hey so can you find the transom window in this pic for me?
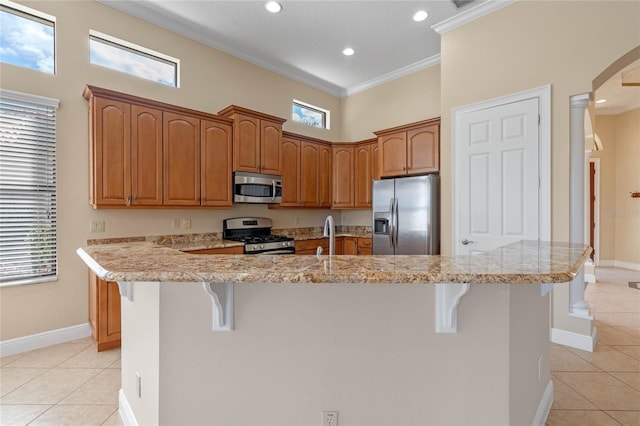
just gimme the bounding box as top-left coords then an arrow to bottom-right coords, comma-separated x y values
292,100 -> 330,129
89,30 -> 179,87
0,1 -> 55,74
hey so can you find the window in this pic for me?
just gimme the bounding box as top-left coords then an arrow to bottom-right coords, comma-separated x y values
0,1 -> 55,74
0,89 -> 59,287
292,100 -> 330,129
89,30 -> 179,87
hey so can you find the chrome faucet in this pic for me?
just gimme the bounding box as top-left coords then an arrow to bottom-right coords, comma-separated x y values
323,215 -> 335,256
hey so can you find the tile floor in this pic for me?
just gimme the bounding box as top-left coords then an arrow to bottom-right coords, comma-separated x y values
1,267 -> 639,425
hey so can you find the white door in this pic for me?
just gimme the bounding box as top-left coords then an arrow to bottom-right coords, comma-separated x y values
455,97 -> 540,255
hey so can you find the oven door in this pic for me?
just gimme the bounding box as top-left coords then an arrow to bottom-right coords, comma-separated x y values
253,249 -> 295,255
234,172 -> 282,204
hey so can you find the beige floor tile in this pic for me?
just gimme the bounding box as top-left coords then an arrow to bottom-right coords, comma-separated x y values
0,352 -> 28,367
107,358 -> 121,369
605,410 -> 640,426
59,368 -> 121,405
0,367 -> 48,397
567,344 -> 640,372
618,327 -> 640,338
0,404 -> 51,426
0,368 -> 102,405
612,346 -> 640,361
595,312 -> 640,327
609,371 -> 640,392
551,346 -> 601,372
546,409 -> 621,426
28,404 -> 118,426
550,378 -> 598,410
101,410 -> 125,426
6,343 -> 91,369
58,346 -> 121,369
598,327 -> 640,346
554,372 -> 640,410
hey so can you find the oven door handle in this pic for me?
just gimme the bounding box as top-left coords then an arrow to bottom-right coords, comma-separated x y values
255,249 -> 295,255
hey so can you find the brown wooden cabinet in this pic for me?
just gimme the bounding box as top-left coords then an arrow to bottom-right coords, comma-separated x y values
163,112 -> 201,206
354,139 -> 378,208
375,118 -> 440,178
332,145 -> 354,208
343,237 -> 358,255
84,85 -> 233,209
201,120 -> 233,207
295,238 -> 329,255
278,132 -> 331,208
218,106 -> 286,175
89,271 -> 121,352
357,237 -> 373,255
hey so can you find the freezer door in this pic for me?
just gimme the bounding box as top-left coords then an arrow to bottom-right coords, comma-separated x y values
394,175 -> 440,255
372,179 -> 395,255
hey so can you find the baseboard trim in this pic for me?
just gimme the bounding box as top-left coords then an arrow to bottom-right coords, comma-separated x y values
551,326 -> 597,352
598,260 -> 640,271
531,380 -> 554,426
119,389 -> 138,426
0,323 -> 92,357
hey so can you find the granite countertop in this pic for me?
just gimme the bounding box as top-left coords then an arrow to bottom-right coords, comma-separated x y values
77,240 -> 591,285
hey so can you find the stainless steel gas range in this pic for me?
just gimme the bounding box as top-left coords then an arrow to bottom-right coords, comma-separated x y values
223,217 -> 295,255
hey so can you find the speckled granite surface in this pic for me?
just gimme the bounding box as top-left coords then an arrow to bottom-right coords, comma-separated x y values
77,240 -> 591,285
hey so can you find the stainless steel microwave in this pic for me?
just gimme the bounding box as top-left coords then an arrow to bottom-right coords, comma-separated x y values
233,171 -> 283,204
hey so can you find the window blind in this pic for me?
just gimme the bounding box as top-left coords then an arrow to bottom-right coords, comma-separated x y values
0,89 -> 59,286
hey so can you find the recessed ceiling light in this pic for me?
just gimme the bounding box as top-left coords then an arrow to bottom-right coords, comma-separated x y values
342,47 -> 355,56
413,10 -> 429,22
265,1 -> 282,13
596,99 -> 607,104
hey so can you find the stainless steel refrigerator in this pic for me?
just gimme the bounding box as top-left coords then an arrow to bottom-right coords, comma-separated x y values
372,175 -> 440,255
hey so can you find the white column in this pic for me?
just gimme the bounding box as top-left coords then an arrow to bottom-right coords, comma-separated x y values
569,94 -> 592,318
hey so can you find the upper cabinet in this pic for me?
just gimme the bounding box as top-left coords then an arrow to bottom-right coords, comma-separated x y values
332,145 -> 354,208
279,132 -> 331,208
354,139 -> 378,208
374,118 -> 440,178
218,106 -> 286,175
84,85 -> 233,209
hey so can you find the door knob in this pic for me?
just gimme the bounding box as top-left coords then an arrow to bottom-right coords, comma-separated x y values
461,239 -> 476,245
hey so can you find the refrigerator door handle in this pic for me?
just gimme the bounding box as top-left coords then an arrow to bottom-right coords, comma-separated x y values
388,198 -> 395,249
393,197 -> 399,249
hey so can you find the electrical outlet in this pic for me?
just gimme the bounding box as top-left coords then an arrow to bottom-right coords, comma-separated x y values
89,220 -> 105,233
321,411 -> 338,426
172,219 -> 181,229
182,218 -> 191,229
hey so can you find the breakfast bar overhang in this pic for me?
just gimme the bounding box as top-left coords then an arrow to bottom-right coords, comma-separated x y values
77,240 -> 590,426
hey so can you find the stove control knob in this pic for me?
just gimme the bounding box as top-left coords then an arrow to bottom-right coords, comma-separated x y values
259,244 -> 264,249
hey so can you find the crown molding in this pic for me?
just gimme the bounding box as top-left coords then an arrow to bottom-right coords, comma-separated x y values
431,0 -> 517,35
343,54 -> 441,98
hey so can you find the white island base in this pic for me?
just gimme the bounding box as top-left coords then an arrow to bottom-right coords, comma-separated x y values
117,281 -> 554,426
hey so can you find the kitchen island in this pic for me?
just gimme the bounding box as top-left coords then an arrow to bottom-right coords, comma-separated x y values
77,240 -> 590,426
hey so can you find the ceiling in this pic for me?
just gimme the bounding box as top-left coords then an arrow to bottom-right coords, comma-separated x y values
594,59 -> 640,115
99,0 -> 639,112
99,0 -> 491,97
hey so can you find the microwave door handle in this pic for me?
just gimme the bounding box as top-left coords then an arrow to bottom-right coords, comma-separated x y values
272,180 -> 276,201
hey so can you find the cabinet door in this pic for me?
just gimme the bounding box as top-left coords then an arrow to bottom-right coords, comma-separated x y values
371,142 -> 380,181
234,114 -> 260,172
163,112 -> 201,206
332,146 -> 354,208
201,120 -> 233,207
407,124 -> 439,174
89,271 -> 121,352
281,137 -> 301,207
354,144 -> 372,207
357,237 -> 373,255
131,105 -> 162,206
92,97 -> 131,206
300,142 -> 320,206
343,237 -> 358,255
318,144 -> 332,207
379,132 -> 407,177
260,120 -> 283,175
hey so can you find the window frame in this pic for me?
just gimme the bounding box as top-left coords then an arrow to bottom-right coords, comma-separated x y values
0,89 -> 59,287
89,30 -> 180,88
0,0 -> 56,74
292,99 -> 331,130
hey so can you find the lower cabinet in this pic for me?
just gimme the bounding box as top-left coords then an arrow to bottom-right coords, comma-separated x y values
88,271 -> 121,352
295,237 -> 371,255
357,237 -> 373,255
295,238 -> 329,255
